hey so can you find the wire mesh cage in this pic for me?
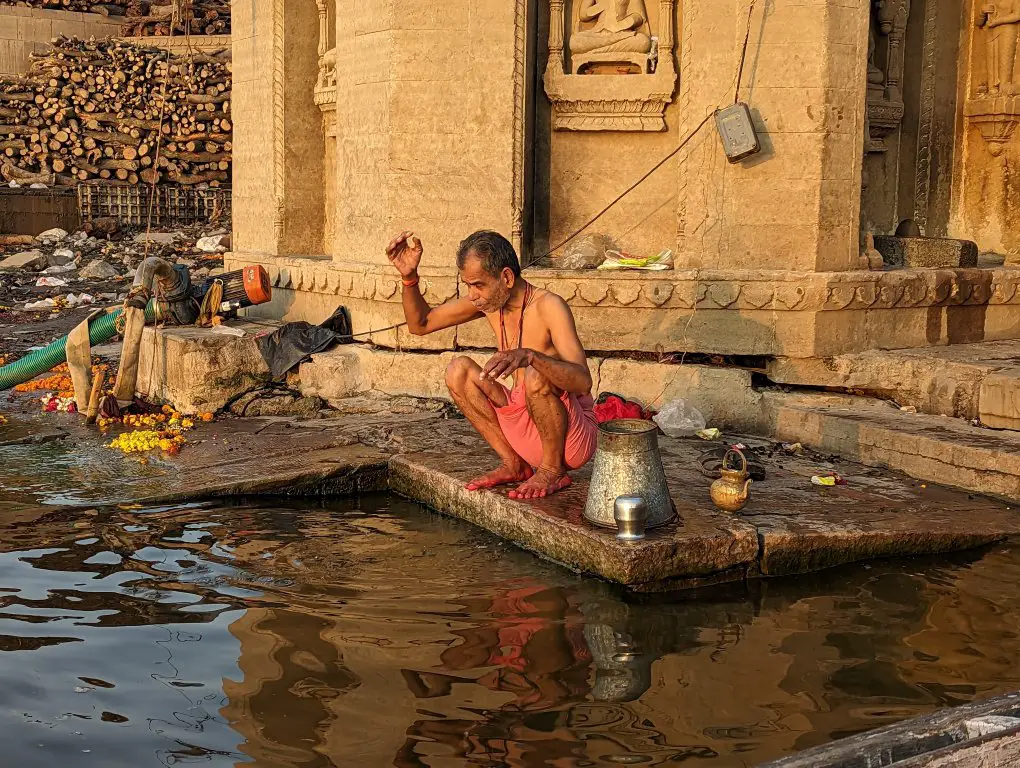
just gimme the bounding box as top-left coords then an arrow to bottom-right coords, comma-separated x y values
77,184 -> 231,228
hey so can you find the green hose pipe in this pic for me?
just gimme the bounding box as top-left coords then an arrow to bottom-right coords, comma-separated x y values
0,301 -> 156,391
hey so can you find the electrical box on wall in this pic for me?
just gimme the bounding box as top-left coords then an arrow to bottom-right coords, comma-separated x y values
715,103 -> 761,163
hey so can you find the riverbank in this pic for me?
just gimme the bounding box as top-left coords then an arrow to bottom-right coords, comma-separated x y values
3,391 -> 1018,590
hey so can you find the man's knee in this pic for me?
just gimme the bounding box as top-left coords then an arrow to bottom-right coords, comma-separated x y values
445,355 -> 478,393
524,366 -> 556,398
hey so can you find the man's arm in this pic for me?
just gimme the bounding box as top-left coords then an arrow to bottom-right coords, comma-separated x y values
402,283 -> 482,336
386,230 -> 483,336
530,294 -> 593,395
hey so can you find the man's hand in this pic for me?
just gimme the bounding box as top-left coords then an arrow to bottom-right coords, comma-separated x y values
481,349 -> 534,381
386,230 -> 424,279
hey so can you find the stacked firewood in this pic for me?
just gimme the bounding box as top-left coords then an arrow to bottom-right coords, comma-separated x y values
0,0 -> 127,12
121,0 -> 230,36
0,1 -> 232,34
0,36 -> 231,187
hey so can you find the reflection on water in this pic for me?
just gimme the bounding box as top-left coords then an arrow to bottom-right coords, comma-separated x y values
0,494 -> 1018,767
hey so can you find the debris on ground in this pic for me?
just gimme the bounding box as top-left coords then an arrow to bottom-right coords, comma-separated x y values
812,473 -> 847,487
0,220 -> 228,360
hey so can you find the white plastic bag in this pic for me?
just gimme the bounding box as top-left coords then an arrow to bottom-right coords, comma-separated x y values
652,399 -> 707,438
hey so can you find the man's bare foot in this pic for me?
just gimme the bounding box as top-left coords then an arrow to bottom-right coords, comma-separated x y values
508,467 -> 572,500
465,462 -> 533,491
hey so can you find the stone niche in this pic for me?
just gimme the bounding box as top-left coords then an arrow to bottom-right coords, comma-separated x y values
543,0 -> 678,131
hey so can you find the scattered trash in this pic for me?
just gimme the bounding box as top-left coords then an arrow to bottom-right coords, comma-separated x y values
598,248 -> 673,271
40,262 -> 77,275
812,473 -> 847,487
782,442 -> 804,455
900,405 -> 917,413
36,228 -> 68,244
79,260 -> 120,281
35,277 -> 67,287
48,249 -> 75,267
24,298 -> 57,310
554,233 -> 618,270
65,293 -> 95,307
196,234 -> 230,253
652,398 -> 707,437
697,427 -> 722,440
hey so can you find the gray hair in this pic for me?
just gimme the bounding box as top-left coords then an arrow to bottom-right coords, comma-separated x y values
456,230 -> 521,278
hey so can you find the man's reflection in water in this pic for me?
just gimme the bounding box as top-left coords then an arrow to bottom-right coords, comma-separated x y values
394,580 -> 592,765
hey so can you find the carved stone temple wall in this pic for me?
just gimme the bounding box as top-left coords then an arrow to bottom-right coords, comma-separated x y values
956,0 -> 1020,257
226,0 -> 1020,361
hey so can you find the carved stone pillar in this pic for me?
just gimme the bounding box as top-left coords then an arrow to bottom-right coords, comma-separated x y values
231,0 -> 325,256
548,0 -> 565,70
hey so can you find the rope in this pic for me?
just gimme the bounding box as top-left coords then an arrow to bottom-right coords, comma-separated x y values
734,0 -> 757,104
523,110 -> 717,269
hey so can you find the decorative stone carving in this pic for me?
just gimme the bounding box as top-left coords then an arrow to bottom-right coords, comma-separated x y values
236,254 -> 1020,313
965,4 -> 1020,156
313,0 -> 336,113
976,1 -> 1020,96
543,0 -> 677,131
865,0 -> 908,153
570,0 -> 653,74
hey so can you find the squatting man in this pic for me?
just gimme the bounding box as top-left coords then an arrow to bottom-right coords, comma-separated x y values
386,230 -> 598,499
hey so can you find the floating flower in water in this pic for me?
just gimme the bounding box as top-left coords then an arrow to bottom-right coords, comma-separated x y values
0,414 -> 7,425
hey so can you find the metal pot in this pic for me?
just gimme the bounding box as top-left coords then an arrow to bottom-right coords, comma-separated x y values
583,419 -> 676,529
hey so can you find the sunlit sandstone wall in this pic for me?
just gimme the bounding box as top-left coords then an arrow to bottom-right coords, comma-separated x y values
238,0 -> 1020,361
232,0 -> 324,257
232,0 -> 868,271
541,0 -> 868,273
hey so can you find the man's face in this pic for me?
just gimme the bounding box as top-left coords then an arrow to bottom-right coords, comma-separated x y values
460,253 -> 512,313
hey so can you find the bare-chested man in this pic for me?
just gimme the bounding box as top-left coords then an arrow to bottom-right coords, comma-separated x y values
385,229 -> 598,499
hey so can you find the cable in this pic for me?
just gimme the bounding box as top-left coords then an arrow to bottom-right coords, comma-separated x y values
734,0 -> 757,104
524,110 -> 716,269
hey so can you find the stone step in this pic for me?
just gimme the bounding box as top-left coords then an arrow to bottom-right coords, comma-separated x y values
768,339 -> 1020,429
299,344 -> 769,433
767,391 -> 1020,500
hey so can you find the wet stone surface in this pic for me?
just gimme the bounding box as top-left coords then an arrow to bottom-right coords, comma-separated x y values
3,400 -> 1018,589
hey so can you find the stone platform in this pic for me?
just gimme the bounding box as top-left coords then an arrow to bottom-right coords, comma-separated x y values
4,400 -> 1018,590
768,339 -> 1020,427
390,422 -> 1020,590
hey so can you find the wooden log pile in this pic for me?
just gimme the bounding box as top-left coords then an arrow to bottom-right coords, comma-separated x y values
121,0 -> 230,37
0,36 -> 231,187
0,0 -> 128,12
0,1 -> 232,35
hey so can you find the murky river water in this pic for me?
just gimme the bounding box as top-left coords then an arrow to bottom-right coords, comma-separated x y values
1,494 -> 1019,767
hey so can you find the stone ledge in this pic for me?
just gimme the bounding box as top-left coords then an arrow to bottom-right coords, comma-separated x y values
228,252 -> 1020,357
6,402 -> 1016,590
387,421 -> 1020,589
767,391 -> 1020,500
136,321 -> 277,414
768,340 -> 1020,422
389,452 -> 760,588
299,345 -> 767,432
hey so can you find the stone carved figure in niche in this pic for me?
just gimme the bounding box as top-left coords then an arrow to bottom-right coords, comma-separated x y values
569,0 -> 653,73
977,2 -> 1020,96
